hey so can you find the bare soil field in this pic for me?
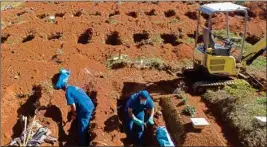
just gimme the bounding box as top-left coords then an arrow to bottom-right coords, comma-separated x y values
1,2 -> 266,146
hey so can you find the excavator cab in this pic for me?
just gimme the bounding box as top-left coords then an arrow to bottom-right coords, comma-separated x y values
193,2 -> 248,76
182,2 -> 266,94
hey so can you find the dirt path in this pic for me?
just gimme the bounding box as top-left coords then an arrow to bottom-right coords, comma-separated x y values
181,95 -> 237,146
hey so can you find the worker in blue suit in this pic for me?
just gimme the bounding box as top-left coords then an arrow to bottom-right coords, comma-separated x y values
124,90 -> 155,145
55,68 -> 95,146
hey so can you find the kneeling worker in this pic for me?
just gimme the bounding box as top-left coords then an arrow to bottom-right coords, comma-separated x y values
125,90 -> 155,145
55,68 -> 95,146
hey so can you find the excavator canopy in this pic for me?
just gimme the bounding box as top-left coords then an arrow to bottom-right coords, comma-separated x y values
200,2 -> 247,15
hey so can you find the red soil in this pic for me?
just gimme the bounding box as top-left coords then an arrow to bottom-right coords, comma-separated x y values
1,1 -> 266,146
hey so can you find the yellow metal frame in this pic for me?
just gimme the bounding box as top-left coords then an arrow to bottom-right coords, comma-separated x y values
206,54 -> 237,76
193,37 -> 266,77
242,37 -> 267,67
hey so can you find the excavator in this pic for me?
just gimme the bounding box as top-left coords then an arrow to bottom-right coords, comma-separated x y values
181,2 -> 266,94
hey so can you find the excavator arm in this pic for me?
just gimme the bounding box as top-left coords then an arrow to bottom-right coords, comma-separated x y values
241,37 -> 267,66
238,36 -> 266,90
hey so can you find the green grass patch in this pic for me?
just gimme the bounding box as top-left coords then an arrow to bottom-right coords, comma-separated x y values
202,79 -> 267,147
105,18 -> 118,24
183,105 -> 196,117
1,2 -> 24,11
137,58 -> 166,69
106,54 -> 131,69
152,20 -> 162,25
168,18 -> 179,24
168,16 -> 180,24
256,97 -> 267,105
246,56 -> 266,78
181,37 -> 194,45
106,55 -> 172,71
247,56 -> 266,72
180,58 -> 193,66
148,34 -> 163,45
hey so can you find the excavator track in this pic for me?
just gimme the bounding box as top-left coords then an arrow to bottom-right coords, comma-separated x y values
238,71 -> 265,91
192,80 -> 237,94
181,65 -> 195,77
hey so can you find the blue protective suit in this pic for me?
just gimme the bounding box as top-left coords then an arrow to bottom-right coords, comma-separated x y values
55,68 -> 70,90
156,126 -> 175,146
124,90 -> 154,145
65,85 -> 95,146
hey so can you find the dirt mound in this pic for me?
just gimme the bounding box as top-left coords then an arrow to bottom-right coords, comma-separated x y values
1,84 -> 21,145
173,44 -> 193,59
244,2 -> 267,19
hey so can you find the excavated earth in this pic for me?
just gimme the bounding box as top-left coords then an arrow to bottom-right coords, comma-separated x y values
1,2 -> 266,146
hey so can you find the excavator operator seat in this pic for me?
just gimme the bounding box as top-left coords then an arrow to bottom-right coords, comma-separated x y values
203,27 -> 230,56
213,45 -> 231,56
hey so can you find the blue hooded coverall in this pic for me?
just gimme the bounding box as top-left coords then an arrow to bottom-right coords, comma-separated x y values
65,85 -> 95,146
124,90 -> 154,145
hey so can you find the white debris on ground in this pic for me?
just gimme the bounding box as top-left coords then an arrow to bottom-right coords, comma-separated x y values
255,116 -> 266,123
190,118 -> 210,129
4,5 -> 14,10
8,116 -> 57,146
48,16 -> 56,23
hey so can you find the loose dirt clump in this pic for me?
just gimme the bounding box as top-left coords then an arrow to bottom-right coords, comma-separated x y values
48,32 -> 63,40
78,28 -> 93,44
22,33 -> 35,43
73,10 -> 82,17
55,12 -> 65,17
94,11 -> 101,16
145,9 -> 156,16
173,44 -> 193,59
1,33 -> 10,43
243,2 -> 267,19
164,9 -> 176,17
127,11 -> 138,18
16,10 -> 27,16
109,10 -> 120,17
105,31 -> 122,46
36,13 -> 48,19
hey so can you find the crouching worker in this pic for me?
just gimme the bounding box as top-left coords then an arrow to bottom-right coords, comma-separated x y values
54,68 -> 95,146
125,90 -> 155,145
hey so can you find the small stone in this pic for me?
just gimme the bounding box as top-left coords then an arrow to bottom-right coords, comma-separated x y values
48,15 -> 56,23
14,75 -> 19,79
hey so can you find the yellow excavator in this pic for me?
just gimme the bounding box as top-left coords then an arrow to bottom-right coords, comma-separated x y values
181,2 -> 266,94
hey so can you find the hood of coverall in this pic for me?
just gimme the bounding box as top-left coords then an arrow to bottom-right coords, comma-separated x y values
139,90 -> 150,99
55,68 -> 71,90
